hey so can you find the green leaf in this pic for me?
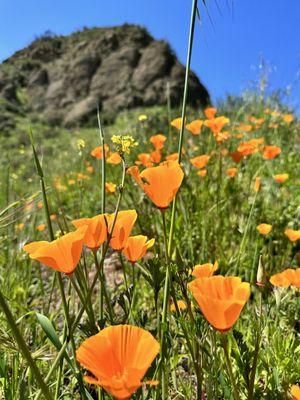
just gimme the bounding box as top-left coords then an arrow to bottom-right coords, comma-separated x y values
36,313 -> 75,373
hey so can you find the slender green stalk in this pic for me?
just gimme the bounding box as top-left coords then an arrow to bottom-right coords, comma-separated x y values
97,108 -> 106,215
70,274 -> 96,329
119,253 -> 129,293
159,211 -> 171,399
166,82 -> 172,151
34,340 -> 69,400
233,191 -> 258,275
0,287 -> 52,400
68,155 -> 127,327
221,334 -> 240,400
54,359 -> 63,400
29,129 -> 87,398
168,0 -> 198,256
93,252 -> 115,324
248,290 -> 263,400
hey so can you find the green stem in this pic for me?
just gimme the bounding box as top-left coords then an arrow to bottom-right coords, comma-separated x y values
233,191 -> 258,275
70,274 -> 96,330
0,287 -> 52,400
248,291 -> 263,400
29,129 -> 86,398
97,108 -> 106,215
119,253 -> 129,293
221,334 -> 240,400
168,0 -> 198,256
160,211 -> 170,399
93,252 -> 114,324
54,359 -> 63,400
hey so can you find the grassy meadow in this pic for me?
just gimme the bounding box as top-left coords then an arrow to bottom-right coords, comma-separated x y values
0,5 -> 300,400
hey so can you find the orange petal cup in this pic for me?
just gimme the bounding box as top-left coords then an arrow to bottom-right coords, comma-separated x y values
122,235 -> 155,264
188,276 -> 250,332
106,210 -> 137,251
72,214 -> 108,250
76,325 -> 159,400
127,161 -> 184,210
23,227 -> 87,275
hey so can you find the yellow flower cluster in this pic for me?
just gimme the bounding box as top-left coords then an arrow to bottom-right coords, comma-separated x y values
111,135 -> 138,155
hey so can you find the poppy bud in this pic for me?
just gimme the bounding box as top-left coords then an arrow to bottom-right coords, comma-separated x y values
256,255 -> 266,287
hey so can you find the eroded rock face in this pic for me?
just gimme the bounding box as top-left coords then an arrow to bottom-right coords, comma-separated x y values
0,24 -> 210,128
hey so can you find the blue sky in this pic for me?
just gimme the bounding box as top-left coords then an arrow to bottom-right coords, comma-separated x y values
1,0 -> 299,109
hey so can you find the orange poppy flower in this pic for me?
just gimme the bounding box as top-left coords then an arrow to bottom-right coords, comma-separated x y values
170,300 -> 187,312
204,116 -> 229,134
188,276 -> 250,332
273,173 -> 289,183
238,123 -> 252,132
257,224 -> 272,235
270,268 -> 300,288
127,162 -> 184,210
248,116 -> 264,125
197,169 -> 207,179
37,224 -> 46,232
284,228 -> 300,242
150,150 -> 162,164
291,385 -> 300,400
91,144 -> 110,159
165,153 -> 179,161
122,235 -> 155,264
204,107 -> 217,120
235,133 -> 244,139
23,227 -> 87,275
76,325 -> 159,400
170,117 -> 185,130
16,222 -> 25,231
106,182 -> 117,194
237,138 -> 264,156
262,145 -> 281,160
190,154 -> 210,169
107,152 -> 122,164
283,114 -> 294,124
150,134 -> 166,150
214,130 -> 231,144
77,173 -> 90,181
226,167 -> 238,178
253,177 -> 261,193
230,150 -> 244,164
87,166 -> 94,174
136,153 -> 153,168
186,120 -> 203,135
106,210 -> 137,251
72,214 -> 107,250
191,261 -> 218,278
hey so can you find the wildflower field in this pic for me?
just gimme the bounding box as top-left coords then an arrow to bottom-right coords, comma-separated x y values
0,3 -> 300,400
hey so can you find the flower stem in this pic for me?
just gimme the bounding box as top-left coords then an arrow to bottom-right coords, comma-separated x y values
98,110 -> 106,324
248,290 -> 263,400
160,211 -> 170,399
0,287 -> 52,400
29,129 -> 87,398
221,334 -> 240,400
97,108 -> 106,215
168,0 -> 198,256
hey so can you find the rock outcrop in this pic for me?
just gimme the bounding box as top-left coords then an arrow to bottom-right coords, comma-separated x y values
0,24 -> 210,129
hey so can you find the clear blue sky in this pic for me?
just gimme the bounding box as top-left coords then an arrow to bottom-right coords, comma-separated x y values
1,0 -> 299,109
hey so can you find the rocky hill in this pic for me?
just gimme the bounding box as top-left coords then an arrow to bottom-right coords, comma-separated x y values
0,24 -> 210,130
